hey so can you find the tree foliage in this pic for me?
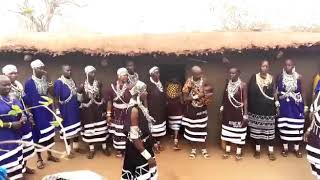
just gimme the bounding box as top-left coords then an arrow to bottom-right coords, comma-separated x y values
13,0 -> 84,32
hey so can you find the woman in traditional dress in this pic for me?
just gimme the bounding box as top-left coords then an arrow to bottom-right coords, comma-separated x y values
78,65 -> 109,159
305,82 -> 320,179
147,66 -> 166,153
54,65 -> 83,158
0,75 -> 26,180
2,65 -> 36,174
248,60 -> 277,161
106,67 -> 131,158
166,78 -> 183,150
276,59 -> 307,158
125,60 -> 139,86
24,59 -> 59,169
182,66 -> 213,159
121,80 -> 158,180
220,67 -> 248,161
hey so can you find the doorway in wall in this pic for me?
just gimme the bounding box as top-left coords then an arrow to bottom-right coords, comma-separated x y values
158,63 -> 186,137
159,64 -> 186,86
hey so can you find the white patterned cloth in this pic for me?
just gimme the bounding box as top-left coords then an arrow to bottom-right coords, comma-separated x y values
30,59 -> 44,69
2,64 -> 17,75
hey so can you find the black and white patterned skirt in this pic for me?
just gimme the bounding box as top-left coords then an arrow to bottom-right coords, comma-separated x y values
82,120 -> 109,144
182,105 -> 208,143
221,121 -> 247,145
248,112 -> 275,141
121,138 -> 158,180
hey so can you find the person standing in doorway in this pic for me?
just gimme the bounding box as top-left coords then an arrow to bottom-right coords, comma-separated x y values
248,60 -> 277,161
182,66 -> 213,159
147,66 -> 167,153
2,64 -> 36,174
220,67 -> 248,161
78,65 -> 110,159
53,65 -> 84,158
276,59 -> 307,158
106,67 -> 131,158
166,77 -> 183,150
24,59 -> 60,169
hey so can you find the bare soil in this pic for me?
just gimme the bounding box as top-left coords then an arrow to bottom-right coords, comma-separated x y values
25,137 -> 313,180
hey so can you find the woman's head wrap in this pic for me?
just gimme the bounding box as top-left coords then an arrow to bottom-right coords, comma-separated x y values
30,59 -> 45,69
30,59 -> 45,76
2,64 -> 17,75
84,65 -> 96,74
117,67 -> 128,77
149,66 -> 159,75
129,80 -> 147,96
84,65 -> 96,81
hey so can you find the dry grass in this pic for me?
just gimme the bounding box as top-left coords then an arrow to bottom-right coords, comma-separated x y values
1,32 -> 320,56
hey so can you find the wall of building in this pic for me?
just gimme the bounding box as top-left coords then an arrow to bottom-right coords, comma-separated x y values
0,51 -> 319,144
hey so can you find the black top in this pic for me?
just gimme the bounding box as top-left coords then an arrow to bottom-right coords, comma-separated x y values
147,79 -> 166,125
248,74 -> 276,116
124,105 -> 151,139
80,80 -> 106,125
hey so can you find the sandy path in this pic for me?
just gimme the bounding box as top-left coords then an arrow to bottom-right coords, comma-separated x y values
25,138 -> 314,180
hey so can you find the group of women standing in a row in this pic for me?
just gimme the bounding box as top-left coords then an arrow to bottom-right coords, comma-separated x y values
0,59 -> 166,180
220,59 -> 307,161
220,59 -> 320,180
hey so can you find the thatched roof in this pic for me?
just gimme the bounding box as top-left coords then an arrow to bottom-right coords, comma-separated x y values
0,32 -> 320,56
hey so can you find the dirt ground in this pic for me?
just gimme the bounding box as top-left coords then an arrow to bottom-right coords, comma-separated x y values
25,137 -> 314,180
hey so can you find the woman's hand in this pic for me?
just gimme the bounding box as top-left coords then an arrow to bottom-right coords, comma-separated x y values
107,116 -> 112,125
28,113 -> 36,127
78,84 -> 84,93
147,157 -> 157,168
304,130 -> 311,142
11,120 -> 25,130
241,114 -> 248,127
